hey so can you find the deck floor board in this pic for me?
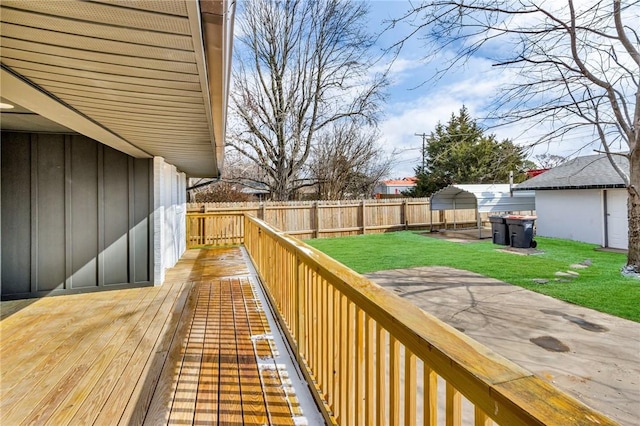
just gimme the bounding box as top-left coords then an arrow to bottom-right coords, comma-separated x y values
0,247 -> 313,426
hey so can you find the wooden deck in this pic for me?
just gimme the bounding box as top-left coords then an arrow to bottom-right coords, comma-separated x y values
0,247 -> 314,425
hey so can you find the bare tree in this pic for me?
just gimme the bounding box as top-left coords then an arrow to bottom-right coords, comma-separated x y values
534,153 -> 568,169
187,149 -> 263,200
228,0 -> 387,201
389,1 -> 639,271
193,182 -> 253,203
309,123 -> 391,200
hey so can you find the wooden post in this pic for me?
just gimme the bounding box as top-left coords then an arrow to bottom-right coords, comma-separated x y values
389,336 -> 400,426
446,382 -> 462,426
429,201 -> 433,232
402,199 -> 408,230
296,255 -> 306,362
202,216 -> 206,246
424,366 -> 438,426
361,199 -> 366,235
260,202 -> 266,220
313,201 -> 320,239
404,350 -> 416,425
453,199 -> 457,230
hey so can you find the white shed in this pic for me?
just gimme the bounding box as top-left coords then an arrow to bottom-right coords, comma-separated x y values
514,154 -> 628,250
430,184 -> 536,237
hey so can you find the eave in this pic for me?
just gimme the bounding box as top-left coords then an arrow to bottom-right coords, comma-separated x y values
0,0 -> 234,177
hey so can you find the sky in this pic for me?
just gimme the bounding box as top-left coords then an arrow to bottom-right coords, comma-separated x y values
231,1 -> 634,180
364,1 -> 604,178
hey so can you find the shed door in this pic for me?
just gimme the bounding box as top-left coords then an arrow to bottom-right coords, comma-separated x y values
606,190 -> 628,250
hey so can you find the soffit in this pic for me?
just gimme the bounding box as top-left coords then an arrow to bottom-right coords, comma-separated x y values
0,0 -> 231,177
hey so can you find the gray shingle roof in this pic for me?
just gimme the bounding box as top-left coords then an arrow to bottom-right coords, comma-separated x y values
514,153 -> 628,190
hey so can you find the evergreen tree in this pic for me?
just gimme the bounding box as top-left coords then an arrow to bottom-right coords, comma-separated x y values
407,107 -> 531,197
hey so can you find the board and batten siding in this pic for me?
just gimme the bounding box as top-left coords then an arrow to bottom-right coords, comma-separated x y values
1,132 -> 153,299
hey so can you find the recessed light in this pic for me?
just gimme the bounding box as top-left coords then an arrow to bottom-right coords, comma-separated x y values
0,102 -> 15,109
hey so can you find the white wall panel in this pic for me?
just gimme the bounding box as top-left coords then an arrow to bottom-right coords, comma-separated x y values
153,157 -> 186,285
535,190 -> 604,245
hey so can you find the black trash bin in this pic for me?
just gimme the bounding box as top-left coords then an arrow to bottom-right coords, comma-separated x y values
489,216 -> 509,245
505,216 -> 537,248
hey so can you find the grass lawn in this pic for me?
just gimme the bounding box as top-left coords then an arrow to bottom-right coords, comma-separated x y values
306,231 -> 640,322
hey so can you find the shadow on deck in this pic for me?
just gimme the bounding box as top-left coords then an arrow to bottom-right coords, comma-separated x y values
0,247 -> 321,425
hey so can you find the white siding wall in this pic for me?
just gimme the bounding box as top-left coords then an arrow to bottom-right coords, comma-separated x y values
153,157 -> 186,285
535,189 -> 604,245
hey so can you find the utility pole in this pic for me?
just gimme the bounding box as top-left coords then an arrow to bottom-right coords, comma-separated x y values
415,133 -> 428,171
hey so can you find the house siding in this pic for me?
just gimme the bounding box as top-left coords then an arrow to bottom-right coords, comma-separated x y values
153,157 -> 186,285
535,188 -> 628,249
1,132 -> 153,299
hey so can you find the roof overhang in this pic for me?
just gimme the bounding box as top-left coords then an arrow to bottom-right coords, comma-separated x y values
430,184 -> 536,213
0,0 -> 235,177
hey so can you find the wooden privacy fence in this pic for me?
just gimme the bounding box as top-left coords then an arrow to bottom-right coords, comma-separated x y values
188,199 -> 493,240
242,214 -> 616,426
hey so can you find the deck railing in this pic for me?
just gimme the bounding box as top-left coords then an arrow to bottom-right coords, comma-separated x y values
186,212 -> 244,248
241,214 -> 616,426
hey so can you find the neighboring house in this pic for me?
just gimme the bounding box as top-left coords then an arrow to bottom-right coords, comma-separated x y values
0,1 -> 235,299
514,154 -> 628,250
374,177 -> 417,196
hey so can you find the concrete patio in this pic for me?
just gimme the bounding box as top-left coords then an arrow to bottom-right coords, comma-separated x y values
366,266 -> 640,425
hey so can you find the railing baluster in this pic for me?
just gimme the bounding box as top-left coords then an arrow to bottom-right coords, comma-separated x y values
339,293 -> 348,424
332,287 -> 340,416
309,270 -> 316,380
346,302 -> 355,426
424,365 -> 438,426
405,349 -> 416,425
365,314 -> 375,425
304,266 -> 311,362
475,406 -> 492,426
446,382 -> 462,426
322,277 -> 329,399
327,284 -> 335,408
376,324 -> 386,425
389,335 -> 400,426
296,256 -> 305,358
316,270 -> 324,391
355,307 -> 364,426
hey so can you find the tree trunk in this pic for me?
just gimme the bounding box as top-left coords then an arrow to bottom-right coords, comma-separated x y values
627,149 -> 640,271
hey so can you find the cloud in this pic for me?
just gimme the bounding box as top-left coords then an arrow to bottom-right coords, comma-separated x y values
379,54 -> 518,176
378,42 -> 617,177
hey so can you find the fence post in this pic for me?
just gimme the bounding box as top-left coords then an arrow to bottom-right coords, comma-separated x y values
260,202 -> 266,220
361,199 -> 367,235
185,215 -> 190,248
403,199 -> 408,230
313,201 -> 320,239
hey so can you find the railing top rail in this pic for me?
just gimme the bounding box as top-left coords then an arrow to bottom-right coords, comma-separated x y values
244,214 -> 617,426
186,212 -> 246,217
